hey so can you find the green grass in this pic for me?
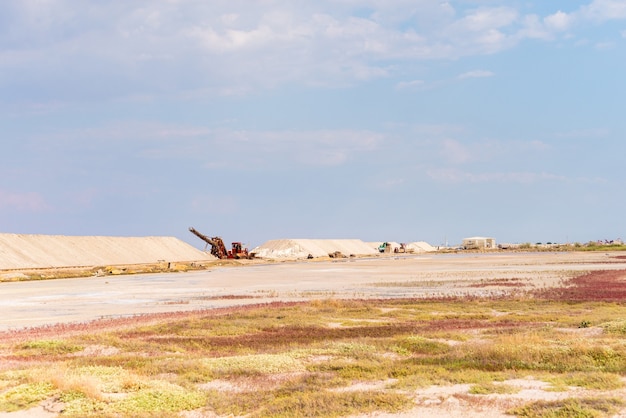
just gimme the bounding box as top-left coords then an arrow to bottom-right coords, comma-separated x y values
393,335 -> 451,355
578,244 -> 626,252
545,372 -> 624,391
16,339 -> 83,355
0,382 -> 55,412
3,298 -> 626,416
469,381 -> 520,395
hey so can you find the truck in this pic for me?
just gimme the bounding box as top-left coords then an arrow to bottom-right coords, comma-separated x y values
378,242 -> 391,253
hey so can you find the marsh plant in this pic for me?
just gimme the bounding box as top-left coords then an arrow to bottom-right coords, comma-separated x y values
2,273 -> 626,417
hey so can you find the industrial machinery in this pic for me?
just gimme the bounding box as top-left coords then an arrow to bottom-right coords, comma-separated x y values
394,243 -> 407,253
188,227 -> 252,259
378,242 -> 391,253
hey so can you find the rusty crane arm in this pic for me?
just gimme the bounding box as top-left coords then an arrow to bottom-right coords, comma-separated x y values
188,227 -> 228,259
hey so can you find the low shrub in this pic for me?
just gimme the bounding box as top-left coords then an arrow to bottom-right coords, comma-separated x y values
510,397 -> 624,417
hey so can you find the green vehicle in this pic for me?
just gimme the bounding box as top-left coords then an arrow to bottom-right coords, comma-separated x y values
378,242 -> 391,253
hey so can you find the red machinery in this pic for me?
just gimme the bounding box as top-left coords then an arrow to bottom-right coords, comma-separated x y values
188,227 -> 252,259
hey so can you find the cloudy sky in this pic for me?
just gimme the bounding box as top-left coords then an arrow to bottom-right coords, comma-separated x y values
2,0 -> 625,248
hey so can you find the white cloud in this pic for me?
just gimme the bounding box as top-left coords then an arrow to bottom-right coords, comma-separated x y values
39,121 -> 385,169
221,13 -> 239,26
457,7 -> 518,32
395,79 -> 425,90
426,169 -> 566,184
237,129 -> 384,166
518,15 -> 554,40
432,138 -> 553,169
32,121 -> 212,144
441,139 -> 473,164
518,10 -> 577,41
68,188 -> 99,209
408,123 -> 466,136
544,11 -> 573,31
595,41 -> 615,49
0,190 -> 50,212
375,178 -> 405,189
191,194 -> 240,215
457,70 -> 494,79
526,140 -> 551,151
0,2 -> 517,95
580,0 -> 626,21
2,1 -> 626,102
554,128 -> 610,138
441,7 -> 519,55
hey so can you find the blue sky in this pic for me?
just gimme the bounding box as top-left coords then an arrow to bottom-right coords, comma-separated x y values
1,0 -> 625,248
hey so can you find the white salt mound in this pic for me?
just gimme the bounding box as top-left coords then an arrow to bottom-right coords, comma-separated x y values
251,239 -> 379,259
406,241 -> 437,252
0,233 -> 214,270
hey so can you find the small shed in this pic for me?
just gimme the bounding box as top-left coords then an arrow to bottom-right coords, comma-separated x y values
462,237 -> 496,250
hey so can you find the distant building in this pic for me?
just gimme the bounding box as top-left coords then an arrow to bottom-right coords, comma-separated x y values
462,237 -> 496,250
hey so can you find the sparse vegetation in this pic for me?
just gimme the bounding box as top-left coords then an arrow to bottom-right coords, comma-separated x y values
0,261 -> 219,282
2,269 -> 626,416
509,397 -> 624,417
0,382 -> 54,412
469,381 -> 519,395
16,339 -> 83,355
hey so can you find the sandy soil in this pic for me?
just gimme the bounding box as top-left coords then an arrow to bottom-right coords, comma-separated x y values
347,378 -> 626,418
2,251 -> 626,417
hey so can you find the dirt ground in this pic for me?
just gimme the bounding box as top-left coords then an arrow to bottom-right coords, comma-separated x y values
2,251 -> 626,417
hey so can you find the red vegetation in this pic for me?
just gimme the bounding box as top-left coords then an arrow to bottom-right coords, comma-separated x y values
133,319 -> 524,355
139,323 -> 423,354
468,278 -> 526,288
533,269 -> 626,302
0,301 -> 302,343
203,294 -> 257,300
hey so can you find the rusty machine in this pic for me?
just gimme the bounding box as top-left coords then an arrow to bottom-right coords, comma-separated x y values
188,227 -> 253,259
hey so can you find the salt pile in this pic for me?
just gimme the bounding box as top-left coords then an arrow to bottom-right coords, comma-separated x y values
406,241 -> 437,252
0,234 -> 215,270
251,239 -> 379,259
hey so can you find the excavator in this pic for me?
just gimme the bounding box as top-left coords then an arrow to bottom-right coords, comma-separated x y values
188,227 -> 253,259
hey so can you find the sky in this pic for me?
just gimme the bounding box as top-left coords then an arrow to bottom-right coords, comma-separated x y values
1,0 -> 625,249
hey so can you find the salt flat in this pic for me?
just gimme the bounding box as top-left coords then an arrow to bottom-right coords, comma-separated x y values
1,251 -> 624,331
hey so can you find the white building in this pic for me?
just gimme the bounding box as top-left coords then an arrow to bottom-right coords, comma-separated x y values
462,237 -> 496,250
